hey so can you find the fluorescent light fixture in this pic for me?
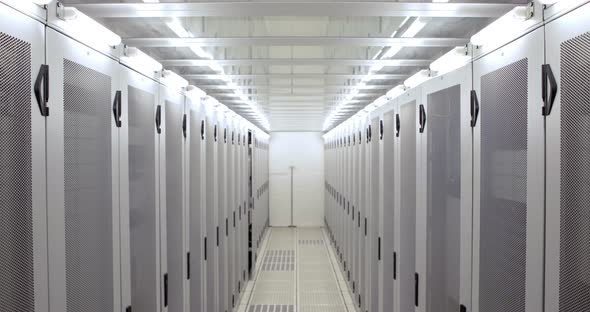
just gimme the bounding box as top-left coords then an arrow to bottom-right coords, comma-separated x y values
186,85 -> 207,99
470,5 -> 533,46
162,70 -> 189,89
381,46 -> 402,59
166,18 -> 190,37
386,85 -> 405,99
432,0 -> 449,2
142,0 -> 160,2
404,69 -> 434,89
403,17 -> 431,38
58,7 -> 121,47
123,47 -> 163,72
430,46 -> 470,75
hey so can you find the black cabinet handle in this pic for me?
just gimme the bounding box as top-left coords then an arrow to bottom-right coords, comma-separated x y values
379,119 -> 384,140
204,237 -> 207,260
542,64 -> 557,116
200,120 -> 205,140
163,273 -> 168,307
396,113 -> 400,137
226,218 -> 229,236
112,90 -> 122,127
186,252 -> 190,279
470,90 -> 479,127
364,218 -> 367,236
126,306 -> 132,312
460,304 -> 467,312
233,211 -> 236,228
419,104 -> 426,133
182,114 -> 187,138
155,105 -> 162,134
214,125 -> 217,142
216,226 -> 219,246
34,64 -> 49,116
358,212 -> 360,227
393,252 -> 397,280
415,273 -> 419,307
224,128 -> 227,143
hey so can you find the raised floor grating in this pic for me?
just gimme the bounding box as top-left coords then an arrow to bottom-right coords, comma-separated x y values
261,250 -> 295,271
248,304 -> 295,312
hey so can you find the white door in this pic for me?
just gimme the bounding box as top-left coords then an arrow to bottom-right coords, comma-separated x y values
269,132 -> 325,227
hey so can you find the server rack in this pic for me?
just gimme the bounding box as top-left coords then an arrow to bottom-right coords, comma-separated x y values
376,102 -> 395,312
0,3 -> 48,312
393,87 -> 420,312
120,60 -> 162,312
369,115 -> 380,312
187,95 -> 206,312
162,83 -> 186,312
227,119 -> 236,309
543,2 -> 590,312
351,121 -> 360,299
205,108 -> 219,312
217,116 -> 227,312
416,64 -> 473,312
472,21 -> 545,312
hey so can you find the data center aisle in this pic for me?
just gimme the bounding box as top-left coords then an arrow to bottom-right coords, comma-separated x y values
238,227 -> 356,312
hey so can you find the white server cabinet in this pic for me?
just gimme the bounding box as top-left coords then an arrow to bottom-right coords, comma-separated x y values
363,115 -> 372,312
416,64 -> 473,312
377,102 -> 395,312
358,117 -> 369,311
0,3 -> 48,312
187,95 -> 206,312
161,84 -> 186,312
348,125 -> 355,286
227,119 -> 236,309
351,122 -> 360,298
393,87 -> 420,312
46,27 -> 122,312
205,108 -> 219,312
217,116 -> 228,312
369,115 -> 381,312
544,3 -> 590,312
119,63 -> 161,312
240,128 -> 248,287
472,26 -> 544,312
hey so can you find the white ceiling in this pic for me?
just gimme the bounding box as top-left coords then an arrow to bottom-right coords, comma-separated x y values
65,0 -> 524,132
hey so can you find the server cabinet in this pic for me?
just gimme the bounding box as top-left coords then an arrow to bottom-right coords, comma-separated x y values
544,3 -> 590,312
417,64 -> 473,312
119,64 -> 161,312
369,115 -> 380,312
358,117 -> 368,311
0,3 -> 48,312
187,95 -> 206,312
205,108 -> 219,312
378,104 -> 395,312
217,115 -> 228,312
363,115 -> 372,311
227,119 -> 236,309
46,28 -> 122,312
393,87 -> 419,312
351,122 -> 360,299
162,84 -> 186,312
472,26 -> 544,312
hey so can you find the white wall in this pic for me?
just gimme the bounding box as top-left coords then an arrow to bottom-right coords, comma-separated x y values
269,132 -> 324,227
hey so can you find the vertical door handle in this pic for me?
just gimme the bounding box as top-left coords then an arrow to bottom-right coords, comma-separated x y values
396,113 -> 401,137
200,120 -> 205,140
214,125 -> 217,142
34,64 -> 50,116
204,237 -> 207,260
112,90 -> 122,127
163,273 -> 168,307
542,64 -> 557,116
470,90 -> 479,127
155,105 -> 162,134
378,237 -> 381,260
460,304 -> 467,312
415,273 -> 419,307
186,252 -> 190,279
379,119 -> 384,140
419,104 -> 426,133
182,114 -> 187,138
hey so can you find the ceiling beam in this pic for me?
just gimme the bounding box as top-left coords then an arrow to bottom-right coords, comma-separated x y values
198,84 -> 392,90
124,36 -> 468,47
161,58 -> 431,67
185,74 -> 406,80
75,2 -> 515,18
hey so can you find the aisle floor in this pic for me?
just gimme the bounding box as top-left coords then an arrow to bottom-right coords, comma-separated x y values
237,227 -> 356,312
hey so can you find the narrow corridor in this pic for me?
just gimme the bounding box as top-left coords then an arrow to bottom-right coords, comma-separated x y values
238,228 -> 356,312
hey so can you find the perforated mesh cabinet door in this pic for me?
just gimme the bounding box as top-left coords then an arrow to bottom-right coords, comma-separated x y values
0,30 -> 35,312
370,117 -> 380,312
399,100 -> 417,312
381,111 -> 395,312
479,58 -> 528,312
426,84 -> 461,312
558,31 -> 590,312
128,85 -> 158,312
63,59 -> 114,312
165,98 -> 185,312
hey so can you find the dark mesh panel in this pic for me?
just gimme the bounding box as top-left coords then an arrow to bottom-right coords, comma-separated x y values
400,100 -> 416,312
559,31 -> 590,312
426,84 -> 461,312
63,59 -> 113,312
0,32 -> 34,312
479,58 -> 528,312
166,99 -> 184,312
128,86 -> 157,312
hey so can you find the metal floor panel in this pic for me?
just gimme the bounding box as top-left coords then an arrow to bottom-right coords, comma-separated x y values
241,227 -> 354,312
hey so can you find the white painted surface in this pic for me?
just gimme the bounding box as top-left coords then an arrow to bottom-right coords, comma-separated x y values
269,132 -> 325,226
